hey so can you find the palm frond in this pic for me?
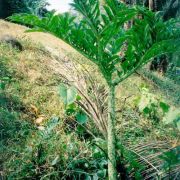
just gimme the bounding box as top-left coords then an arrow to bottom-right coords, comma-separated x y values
45,50 -> 108,137
123,141 -> 180,179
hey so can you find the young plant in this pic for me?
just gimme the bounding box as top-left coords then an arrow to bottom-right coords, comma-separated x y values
58,83 -> 89,125
9,0 -> 180,179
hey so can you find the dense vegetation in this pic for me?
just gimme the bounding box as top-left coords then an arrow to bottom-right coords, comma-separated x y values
0,0 -> 48,18
0,0 -> 180,179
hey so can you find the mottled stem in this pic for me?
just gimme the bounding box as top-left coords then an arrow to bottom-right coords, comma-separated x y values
108,85 -> 117,180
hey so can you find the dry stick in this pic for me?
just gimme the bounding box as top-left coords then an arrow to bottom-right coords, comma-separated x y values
76,101 -> 93,118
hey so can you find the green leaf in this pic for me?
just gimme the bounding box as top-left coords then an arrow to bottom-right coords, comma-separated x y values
76,95 -> 82,101
143,107 -> 150,115
66,103 -> 77,115
141,39 -> 180,64
58,84 -> 77,106
0,82 -> 6,90
76,112 -> 88,124
159,102 -> 170,113
76,125 -> 85,134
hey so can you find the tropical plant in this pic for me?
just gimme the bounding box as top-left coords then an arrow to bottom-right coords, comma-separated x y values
9,0 -> 180,179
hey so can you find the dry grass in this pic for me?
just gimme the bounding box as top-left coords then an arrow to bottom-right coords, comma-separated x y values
0,38 -> 65,124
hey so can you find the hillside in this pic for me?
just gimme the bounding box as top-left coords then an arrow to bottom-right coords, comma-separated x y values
0,20 -> 179,179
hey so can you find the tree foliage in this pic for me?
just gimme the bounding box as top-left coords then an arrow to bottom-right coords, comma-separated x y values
0,0 -> 48,18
